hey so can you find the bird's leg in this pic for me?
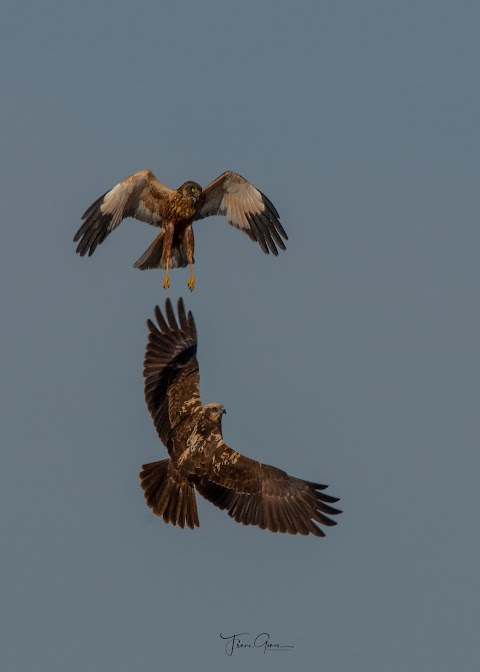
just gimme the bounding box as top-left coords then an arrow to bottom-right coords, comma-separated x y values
163,260 -> 170,289
187,264 -> 195,292
185,225 -> 195,292
162,223 -> 174,290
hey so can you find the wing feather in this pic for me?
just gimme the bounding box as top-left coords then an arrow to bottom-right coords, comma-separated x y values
196,444 -> 341,537
143,298 -> 202,457
195,171 -> 287,255
74,170 -> 174,257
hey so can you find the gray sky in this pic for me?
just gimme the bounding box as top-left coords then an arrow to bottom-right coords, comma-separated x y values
1,1 -> 479,670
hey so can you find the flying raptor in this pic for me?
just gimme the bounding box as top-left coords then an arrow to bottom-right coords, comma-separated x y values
140,298 -> 341,536
74,170 -> 287,291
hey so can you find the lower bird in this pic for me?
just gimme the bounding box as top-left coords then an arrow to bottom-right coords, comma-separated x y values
140,298 -> 341,536
74,170 -> 287,291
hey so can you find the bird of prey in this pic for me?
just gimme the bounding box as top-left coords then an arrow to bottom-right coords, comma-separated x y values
140,298 -> 341,537
74,170 -> 287,291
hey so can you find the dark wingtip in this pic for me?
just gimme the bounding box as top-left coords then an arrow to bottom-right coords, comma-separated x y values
151,298 -> 196,337
165,298 -> 178,330
153,303 -> 170,332
247,215 -> 269,255
261,192 -> 280,219
322,492 -> 340,504
310,482 -> 329,490
311,526 -> 326,538
146,317 -> 159,334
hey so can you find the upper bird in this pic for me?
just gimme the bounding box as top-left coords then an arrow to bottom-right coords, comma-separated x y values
74,170 -> 287,291
140,298 -> 342,536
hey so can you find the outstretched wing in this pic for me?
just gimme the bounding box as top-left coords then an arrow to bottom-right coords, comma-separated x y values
143,298 -> 202,457
195,171 -> 288,255
196,444 -> 341,537
74,170 -> 174,257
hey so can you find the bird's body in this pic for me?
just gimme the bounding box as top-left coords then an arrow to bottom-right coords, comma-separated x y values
140,298 -> 341,537
74,170 -> 287,291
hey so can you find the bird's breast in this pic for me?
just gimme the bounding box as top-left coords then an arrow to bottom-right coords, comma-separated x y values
167,195 -> 198,223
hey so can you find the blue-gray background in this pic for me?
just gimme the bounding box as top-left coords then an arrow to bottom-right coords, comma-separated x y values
1,1 -> 478,670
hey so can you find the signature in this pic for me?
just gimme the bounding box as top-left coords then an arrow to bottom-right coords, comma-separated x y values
220,632 -> 294,656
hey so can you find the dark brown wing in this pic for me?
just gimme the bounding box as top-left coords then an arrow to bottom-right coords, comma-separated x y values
74,169 -> 174,257
195,171 -> 288,255
143,298 -> 202,457
196,444 -> 341,537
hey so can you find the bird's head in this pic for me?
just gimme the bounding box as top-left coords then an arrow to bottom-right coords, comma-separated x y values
204,402 -> 226,423
179,181 -> 203,204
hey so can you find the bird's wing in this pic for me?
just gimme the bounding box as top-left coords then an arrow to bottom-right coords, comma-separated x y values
74,169 -> 174,257
195,171 -> 288,255
196,444 -> 341,537
143,298 -> 202,457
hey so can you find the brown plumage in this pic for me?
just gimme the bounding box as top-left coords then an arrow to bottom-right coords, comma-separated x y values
74,170 -> 287,291
140,298 -> 341,536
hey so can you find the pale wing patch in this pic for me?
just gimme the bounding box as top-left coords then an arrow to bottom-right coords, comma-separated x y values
223,175 -> 265,217
223,173 -> 248,194
224,193 -> 250,231
101,182 -> 135,230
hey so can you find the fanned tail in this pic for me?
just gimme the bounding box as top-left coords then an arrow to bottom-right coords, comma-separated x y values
139,459 -> 199,529
134,232 -> 190,270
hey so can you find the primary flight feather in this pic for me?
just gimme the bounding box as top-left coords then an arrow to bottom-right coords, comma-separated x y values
140,298 -> 341,537
74,170 -> 287,291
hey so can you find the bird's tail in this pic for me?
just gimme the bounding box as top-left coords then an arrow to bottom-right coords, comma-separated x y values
133,232 -> 190,270
139,459 -> 199,529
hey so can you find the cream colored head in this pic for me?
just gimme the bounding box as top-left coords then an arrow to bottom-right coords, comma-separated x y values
203,402 -> 226,422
